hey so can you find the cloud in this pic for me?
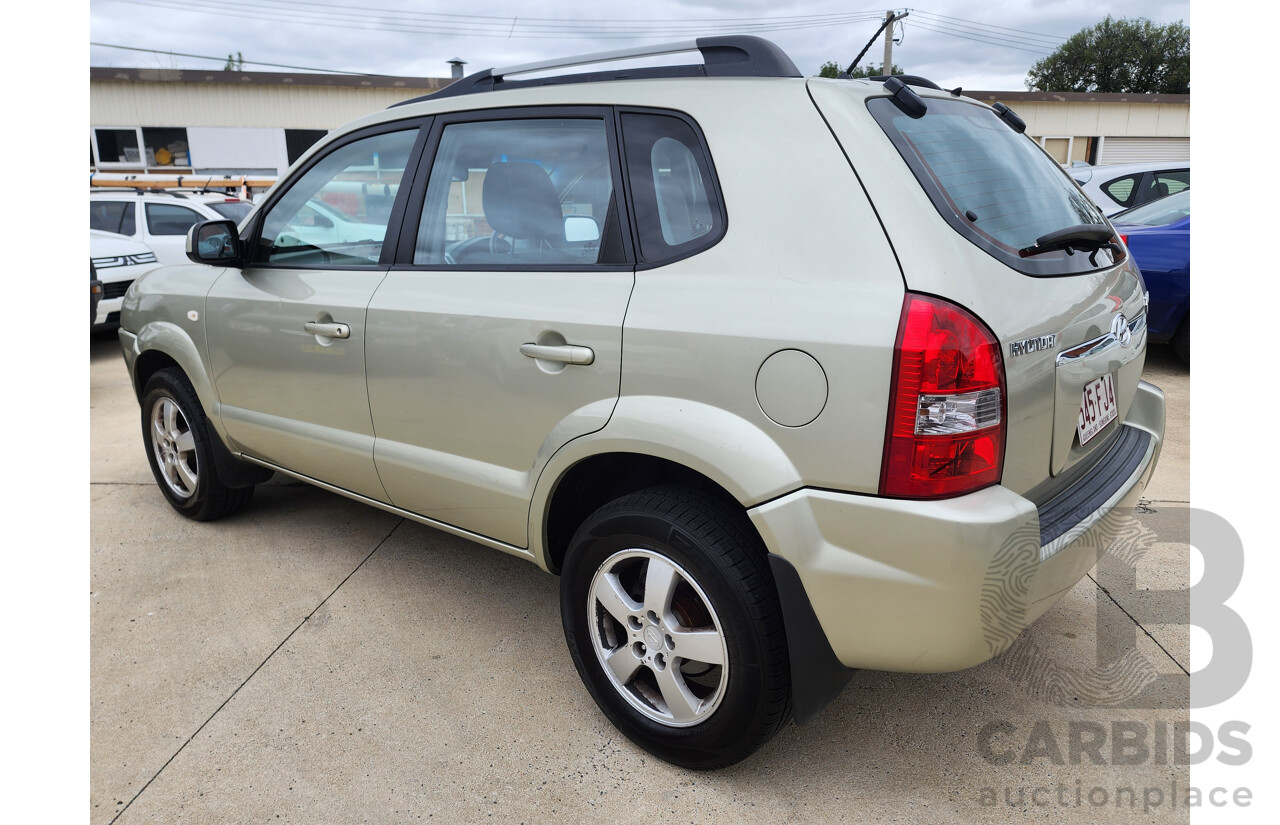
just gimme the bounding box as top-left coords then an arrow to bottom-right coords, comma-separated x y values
90,0 -> 1191,90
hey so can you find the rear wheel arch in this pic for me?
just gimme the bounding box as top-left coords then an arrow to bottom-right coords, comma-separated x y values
542,452 -> 752,576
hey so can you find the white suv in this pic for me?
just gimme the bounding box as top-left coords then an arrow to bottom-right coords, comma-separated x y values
90,229 -> 158,328
90,190 -> 254,265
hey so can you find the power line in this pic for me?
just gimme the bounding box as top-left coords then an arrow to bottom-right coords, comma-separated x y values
89,42 -> 386,74
906,9 -> 1066,43
908,20 -> 1056,54
102,0 -> 884,38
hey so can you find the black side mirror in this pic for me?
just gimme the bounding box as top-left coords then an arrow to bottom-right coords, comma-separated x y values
186,220 -> 245,266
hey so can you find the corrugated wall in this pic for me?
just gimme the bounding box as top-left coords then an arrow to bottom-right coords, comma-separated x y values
998,100 -> 1190,139
90,81 -> 428,130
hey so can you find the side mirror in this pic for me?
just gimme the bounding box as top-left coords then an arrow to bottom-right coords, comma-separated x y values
186,220 -> 244,266
564,214 -> 601,243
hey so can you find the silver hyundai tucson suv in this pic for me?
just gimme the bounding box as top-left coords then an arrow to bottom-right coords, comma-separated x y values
119,36 -> 1165,769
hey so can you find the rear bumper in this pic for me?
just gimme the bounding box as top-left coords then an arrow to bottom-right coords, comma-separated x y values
749,380 -> 1165,673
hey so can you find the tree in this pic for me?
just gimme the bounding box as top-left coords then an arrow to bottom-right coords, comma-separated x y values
1026,16 -> 1188,93
224,51 -> 245,72
817,61 -> 902,78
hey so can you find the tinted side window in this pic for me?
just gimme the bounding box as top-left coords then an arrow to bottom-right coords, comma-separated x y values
145,204 -> 203,236
90,201 -> 135,235
1143,169 -> 1190,201
255,129 -> 417,267
1101,174 -> 1140,208
621,113 -> 722,263
414,118 -> 620,267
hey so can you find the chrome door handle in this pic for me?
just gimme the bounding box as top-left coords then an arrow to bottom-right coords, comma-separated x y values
304,321 -> 351,339
519,343 -> 595,366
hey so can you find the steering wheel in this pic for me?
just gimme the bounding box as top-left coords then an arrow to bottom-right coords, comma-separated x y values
446,233 -> 511,264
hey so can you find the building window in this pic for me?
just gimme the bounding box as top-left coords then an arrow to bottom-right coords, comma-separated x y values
286,130 -> 329,165
1035,135 -> 1097,166
92,127 -> 192,170
94,128 -> 141,165
142,127 -> 191,167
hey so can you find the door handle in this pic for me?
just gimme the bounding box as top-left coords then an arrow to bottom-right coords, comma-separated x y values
304,321 -> 351,339
519,343 -> 595,366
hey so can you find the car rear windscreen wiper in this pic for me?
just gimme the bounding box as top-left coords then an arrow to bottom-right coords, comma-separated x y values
1019,225 -> 1122,266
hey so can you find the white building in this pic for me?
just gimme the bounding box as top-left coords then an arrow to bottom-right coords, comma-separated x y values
90,68 -> 1190,178
90,67 -> 452,178
966,90 -> 1190,166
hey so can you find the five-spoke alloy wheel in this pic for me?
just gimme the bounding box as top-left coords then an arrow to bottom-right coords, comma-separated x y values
141,368 -> 256,521
150,395 -> 199,500
561,486 -> 791,769
587,548 -> 730,727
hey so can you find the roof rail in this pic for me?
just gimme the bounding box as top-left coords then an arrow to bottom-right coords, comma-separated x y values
393,35 -> 801,107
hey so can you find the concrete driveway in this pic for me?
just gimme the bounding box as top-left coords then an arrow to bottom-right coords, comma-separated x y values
91,337 -> 1191,824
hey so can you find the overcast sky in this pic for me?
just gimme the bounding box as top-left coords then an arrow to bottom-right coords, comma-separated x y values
89,0 -> 1190,91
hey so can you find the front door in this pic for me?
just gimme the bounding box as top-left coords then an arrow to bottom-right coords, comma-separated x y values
206,125 -> 423,501
367,113 -> 634,546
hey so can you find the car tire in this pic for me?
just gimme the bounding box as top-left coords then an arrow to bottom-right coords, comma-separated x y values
1172,317 -> 1189,367
141,367 -> 255,521
560,486 -> 790,769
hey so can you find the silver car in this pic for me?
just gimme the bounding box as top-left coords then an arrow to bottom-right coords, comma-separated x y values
120,37 -> 1164,769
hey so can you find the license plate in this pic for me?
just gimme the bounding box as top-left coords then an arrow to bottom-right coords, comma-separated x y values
1077,373 -> 1118,446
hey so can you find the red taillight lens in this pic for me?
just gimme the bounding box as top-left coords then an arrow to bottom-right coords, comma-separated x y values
880,293 -> 1006,499
1119,233 -> 1129,246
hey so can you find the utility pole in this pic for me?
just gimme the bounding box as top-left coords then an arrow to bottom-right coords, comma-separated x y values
843,10 -> 908,76
882,10 -> 898,76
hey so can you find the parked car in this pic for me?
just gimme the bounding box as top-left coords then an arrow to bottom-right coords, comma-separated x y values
90,190 -> 254,265
119,37 -> 1164,769
90,229 -> 159,328
274,197 -> 388,250
1111,189 -> 1190,363
90,262 -> 103,326
1071,161 -> 1189,216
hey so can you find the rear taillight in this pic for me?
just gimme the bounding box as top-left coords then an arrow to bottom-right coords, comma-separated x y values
1119,233 -> 1129,246
880,293 -> 1006,499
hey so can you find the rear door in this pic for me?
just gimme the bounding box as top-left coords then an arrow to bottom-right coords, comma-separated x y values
366,110 -> 634,547
205,123 -> 425,502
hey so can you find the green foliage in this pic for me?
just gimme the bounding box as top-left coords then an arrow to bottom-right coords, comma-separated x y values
1026,16 -> 1189,93
224,51 -> 245,72
816,61 -> 903,79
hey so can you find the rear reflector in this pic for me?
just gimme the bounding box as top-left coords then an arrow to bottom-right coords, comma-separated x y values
880,293 -> 1006,499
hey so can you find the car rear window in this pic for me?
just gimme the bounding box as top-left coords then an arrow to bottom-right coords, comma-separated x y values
868,96 -> 1112,276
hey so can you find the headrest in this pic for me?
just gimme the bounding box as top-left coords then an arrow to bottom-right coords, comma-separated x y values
482,162 -> 564,242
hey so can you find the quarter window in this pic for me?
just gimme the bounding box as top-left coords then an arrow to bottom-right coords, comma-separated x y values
415,118 -> 619,266
620,113 -> 722,263
1101,175 -> 1141,208
255,129 -> 417,267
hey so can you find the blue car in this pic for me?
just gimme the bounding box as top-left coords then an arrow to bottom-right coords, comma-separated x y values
1111,189 -> 1190,364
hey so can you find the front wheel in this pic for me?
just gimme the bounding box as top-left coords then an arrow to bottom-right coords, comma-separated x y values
560,487 -> 790,769
141,368 -> 255,521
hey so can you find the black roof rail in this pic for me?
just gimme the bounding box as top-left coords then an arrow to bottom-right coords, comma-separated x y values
867,74 -> 943,91
391,35 -> 801,107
